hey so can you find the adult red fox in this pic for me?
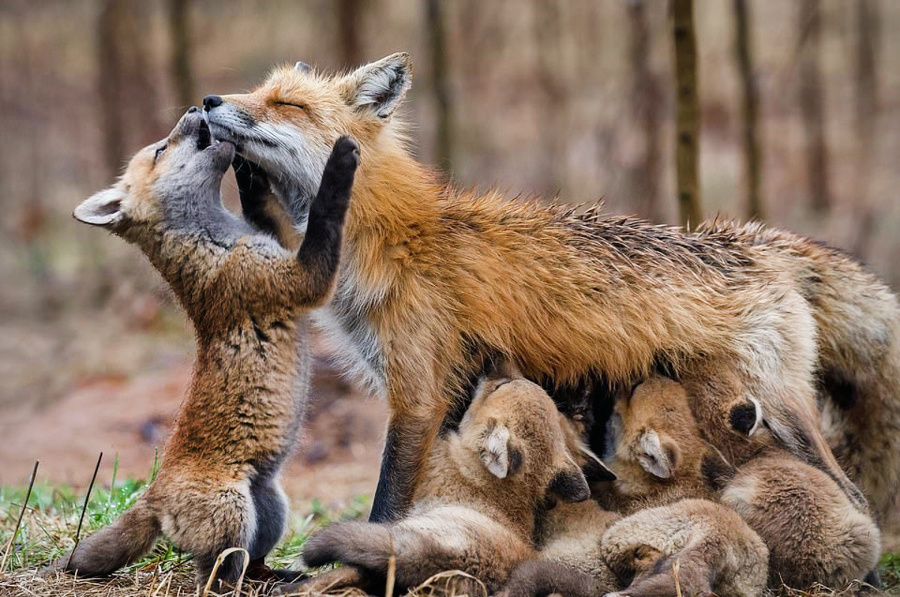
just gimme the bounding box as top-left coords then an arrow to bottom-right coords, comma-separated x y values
203,53 -> 899,520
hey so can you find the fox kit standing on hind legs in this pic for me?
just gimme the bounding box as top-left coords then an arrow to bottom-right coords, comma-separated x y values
204,53 -> 895,522
54,109 -> 359,588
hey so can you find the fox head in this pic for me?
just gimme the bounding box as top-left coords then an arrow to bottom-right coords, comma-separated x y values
453,361 -> 592,504
74,108 -> 236,247
607,376 -> 734,497
203,53 -> 412,225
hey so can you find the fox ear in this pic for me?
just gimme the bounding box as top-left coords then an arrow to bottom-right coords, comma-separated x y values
479,421 -> 522,479
580,445 -> 618,482
549,464 -> 590,503
341,52 -> 411,119
637,429 -> 679,479
74,187 -> 127,227
729,396 -> 762,436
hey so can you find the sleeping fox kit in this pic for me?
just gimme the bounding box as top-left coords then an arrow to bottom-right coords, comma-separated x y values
607,375 -> 881,591
283,368 -> 591,595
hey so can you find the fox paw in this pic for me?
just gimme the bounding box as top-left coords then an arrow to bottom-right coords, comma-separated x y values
329,135 -> 361,172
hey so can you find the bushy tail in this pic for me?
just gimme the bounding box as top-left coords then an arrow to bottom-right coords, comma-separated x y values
302,521 -> 393,573
58,501 -> 161,577
806,266 -> 900,518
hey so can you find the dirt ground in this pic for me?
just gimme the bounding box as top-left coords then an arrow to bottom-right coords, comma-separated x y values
0,350 -> 388,513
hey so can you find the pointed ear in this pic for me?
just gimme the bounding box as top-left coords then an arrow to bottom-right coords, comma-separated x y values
580,445 -> 617,482
700,447 -> 737,492
637,430 -> 679,479
729,396 -> 762,436
341,52 -> 412,119
479,421 -> 522,479
74,187 -> 127,227
549,459 -> 591,503
492,357 -> 524,380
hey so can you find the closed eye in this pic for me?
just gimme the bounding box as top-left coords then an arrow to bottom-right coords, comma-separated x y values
153,145 -> 167,163
275,101 -> 308,111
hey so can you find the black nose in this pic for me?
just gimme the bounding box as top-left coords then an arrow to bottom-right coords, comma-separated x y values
203,95 -> 223,111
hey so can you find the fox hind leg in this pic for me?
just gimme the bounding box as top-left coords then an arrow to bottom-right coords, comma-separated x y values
164,484 -> 256,588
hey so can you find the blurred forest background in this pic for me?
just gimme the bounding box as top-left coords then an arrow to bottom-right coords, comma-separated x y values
1,0 -> 899,497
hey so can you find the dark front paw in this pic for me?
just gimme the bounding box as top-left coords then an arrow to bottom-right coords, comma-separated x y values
329,135 -> 361,173
309,135 -> 359,222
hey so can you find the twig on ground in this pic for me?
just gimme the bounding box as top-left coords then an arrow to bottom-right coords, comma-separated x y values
673,558 -> 682,597
0,460 -> 40,573
385,535 -> 396,597
68,452 -> 103,568
201,547 -> 249,597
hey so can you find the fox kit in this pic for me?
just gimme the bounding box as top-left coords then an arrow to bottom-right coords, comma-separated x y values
203,53 -> 893,521
506,499 -> 767,597
601,376 -> 746,512
601,498 -> 768,597
722,452 -> 881,590
502,409 -> 765,597
56,109 -> 359,587
281,369 -> 591,596
613,376 -> 881,591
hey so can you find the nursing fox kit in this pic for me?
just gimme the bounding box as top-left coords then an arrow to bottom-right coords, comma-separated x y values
57,109 -> 359,587
204,53 -> 900,521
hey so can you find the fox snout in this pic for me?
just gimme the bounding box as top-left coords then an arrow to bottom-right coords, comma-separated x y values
203,95 -> 224,111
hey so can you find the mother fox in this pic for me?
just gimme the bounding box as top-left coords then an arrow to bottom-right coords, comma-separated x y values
204,53 -> 900,521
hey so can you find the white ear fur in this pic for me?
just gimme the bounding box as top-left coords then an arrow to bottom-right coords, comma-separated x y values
747,395 -> 763,436
343,52 -> 411,119
481,423 -> 512,479
637,429 -> 674,479
74,187 -> 127,227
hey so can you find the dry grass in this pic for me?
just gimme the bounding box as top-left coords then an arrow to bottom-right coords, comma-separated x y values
1,473 -> 896,597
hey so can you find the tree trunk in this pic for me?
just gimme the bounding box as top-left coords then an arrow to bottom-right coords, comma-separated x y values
733,0 -> 762,221
797,0 -> 830,214
168,0 -> 195,109
852,0 -> 879,258
337,0 -> 363,68
533,0 -> 566,196
426,0 -> 454,173
671,0 -> 702,229
626,0 -> 663,223
96,0 -> 127,179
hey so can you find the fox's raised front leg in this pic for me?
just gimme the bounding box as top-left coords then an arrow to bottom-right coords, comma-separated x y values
291,135 -> 359,304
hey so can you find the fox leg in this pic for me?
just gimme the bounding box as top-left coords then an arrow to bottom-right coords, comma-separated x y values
501,560 -> 615,597
247,475 -> 288,560
163,483 -> 256,588
612,553 -> 713,597
371,419 -> 409,522
233,154 -> 299,248
273,566 -> 372,596
244,474 -> 308,583
371,405 -> 446,523
54,499 -> 161,577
